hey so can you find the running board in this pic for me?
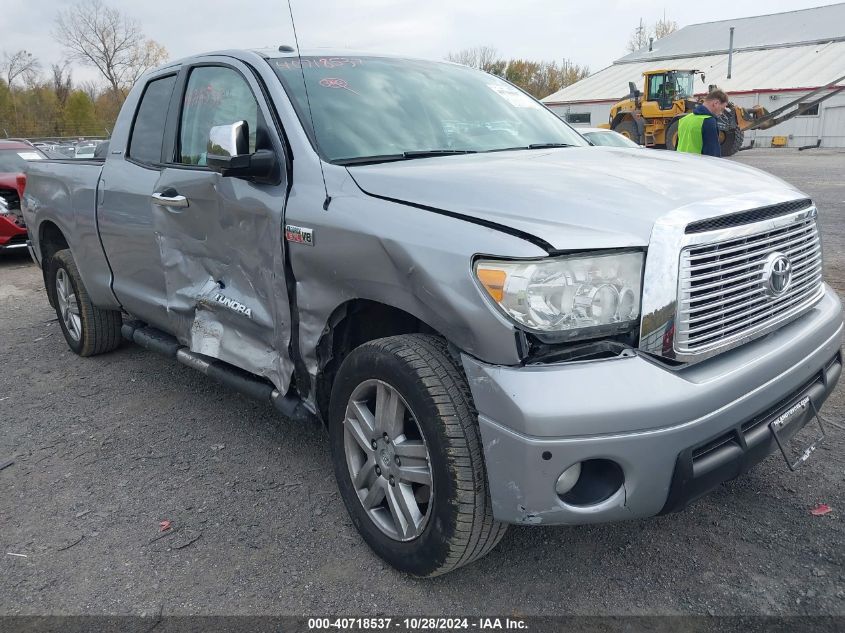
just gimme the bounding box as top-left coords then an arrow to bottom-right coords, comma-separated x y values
120,322 -> 315,424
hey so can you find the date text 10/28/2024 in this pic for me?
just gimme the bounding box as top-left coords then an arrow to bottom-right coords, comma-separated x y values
308,617 -> 528,631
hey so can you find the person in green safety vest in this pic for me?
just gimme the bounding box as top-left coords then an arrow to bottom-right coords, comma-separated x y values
677,89 -> 729,157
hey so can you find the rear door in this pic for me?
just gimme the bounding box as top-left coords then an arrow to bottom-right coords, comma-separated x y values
98,72 -> 179,328
151,59 -> 294,391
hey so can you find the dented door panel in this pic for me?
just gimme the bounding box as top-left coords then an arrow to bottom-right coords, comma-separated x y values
147,57 -> 294,392
151,167 -> 292,390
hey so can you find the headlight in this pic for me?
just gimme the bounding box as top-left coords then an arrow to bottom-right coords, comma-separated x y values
0,197 -> 8,215
475,251 -> 644,339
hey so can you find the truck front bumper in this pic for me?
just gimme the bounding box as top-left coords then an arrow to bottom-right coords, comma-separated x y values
462,285 -> 843,525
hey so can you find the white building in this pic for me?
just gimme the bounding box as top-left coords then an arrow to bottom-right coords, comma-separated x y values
542,4 -> 845,148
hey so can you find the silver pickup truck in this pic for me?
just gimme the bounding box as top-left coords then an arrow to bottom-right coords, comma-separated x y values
22,49 -> 843,576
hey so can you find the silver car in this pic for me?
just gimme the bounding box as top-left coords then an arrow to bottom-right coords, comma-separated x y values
580,126 -> 643,148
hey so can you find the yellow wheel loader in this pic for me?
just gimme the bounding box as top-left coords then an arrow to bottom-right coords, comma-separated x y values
605,69 -> 845,156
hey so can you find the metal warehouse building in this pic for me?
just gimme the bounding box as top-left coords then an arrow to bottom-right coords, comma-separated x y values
542,3 -> 845,148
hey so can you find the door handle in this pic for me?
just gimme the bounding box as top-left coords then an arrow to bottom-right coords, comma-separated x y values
151,192 -> 189,208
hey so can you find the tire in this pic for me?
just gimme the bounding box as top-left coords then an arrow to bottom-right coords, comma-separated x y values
47,249 -> 122,356
329,334 -> 507,576
665,120 -> 679,150
719,127 -> 744,156
613,119 -> 640,145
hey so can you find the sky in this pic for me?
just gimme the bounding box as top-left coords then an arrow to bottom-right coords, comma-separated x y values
1,0 -> 839,86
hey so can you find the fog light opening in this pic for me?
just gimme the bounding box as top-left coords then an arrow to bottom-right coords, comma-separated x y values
558,459 -> 624,506
554,462 -> 582,495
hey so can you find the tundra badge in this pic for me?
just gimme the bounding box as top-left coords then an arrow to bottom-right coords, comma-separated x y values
214,293 -> 253,318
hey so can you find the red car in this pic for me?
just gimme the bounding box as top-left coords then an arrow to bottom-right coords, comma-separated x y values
0,140 -> 47,252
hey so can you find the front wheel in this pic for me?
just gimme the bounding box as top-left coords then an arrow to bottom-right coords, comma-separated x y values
665,120 -> 679,150
613,119 -> 640,145
719,127 -> 745,156
329,334 -> 507,576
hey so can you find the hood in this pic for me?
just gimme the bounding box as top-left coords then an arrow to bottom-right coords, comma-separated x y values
346,147 -> 803,251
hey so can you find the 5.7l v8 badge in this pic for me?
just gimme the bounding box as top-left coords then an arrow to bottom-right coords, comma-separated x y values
285,224 -> 314,246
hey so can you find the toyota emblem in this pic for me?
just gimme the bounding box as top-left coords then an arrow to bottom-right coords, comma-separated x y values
762,252 -> 792,297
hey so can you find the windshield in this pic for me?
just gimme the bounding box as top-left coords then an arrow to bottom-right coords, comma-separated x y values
0,148 -> 46,172
272,56 -> 588,163
582,130 -> 640,148
668,71 -> 695,99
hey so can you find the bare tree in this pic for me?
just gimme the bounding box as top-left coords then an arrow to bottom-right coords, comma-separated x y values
446,46 -> 503,74
1,50 -> 41,87
627,15 -> 680,52
79,79 -> 101,102
51,62 -> 74,106
558,59 -> 590,89
627,18 -> 649,53
127,40 -> 169,86
54,0 -> 169,95
654,17 -> 679,40
445,48 -> 588,98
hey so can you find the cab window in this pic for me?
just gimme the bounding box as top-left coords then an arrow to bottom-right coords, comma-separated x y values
648,75 -> 666,102
177,66 -> 258,166
128,74 -> 177,165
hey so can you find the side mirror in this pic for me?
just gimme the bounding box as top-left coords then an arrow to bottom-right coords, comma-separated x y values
206,121 -> 279,184
700,73 -> 706,84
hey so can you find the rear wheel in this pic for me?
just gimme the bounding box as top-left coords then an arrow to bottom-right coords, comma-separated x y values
329,334 -> 506,576
47,249 -> 122,356
613,119 -> 640,146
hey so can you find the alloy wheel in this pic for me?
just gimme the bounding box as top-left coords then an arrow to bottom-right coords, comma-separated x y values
343,379 -> 433,541
55,268 -> 81,342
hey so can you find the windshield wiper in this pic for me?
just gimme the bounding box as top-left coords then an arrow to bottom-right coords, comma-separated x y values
401,149 -> 477,157
334,154 -> 406,166
335,149 -> 477,166
481,143 -> 576,153
526,143 -> 575,149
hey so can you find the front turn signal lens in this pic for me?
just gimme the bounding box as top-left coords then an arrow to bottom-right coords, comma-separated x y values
476,267 -> 507,302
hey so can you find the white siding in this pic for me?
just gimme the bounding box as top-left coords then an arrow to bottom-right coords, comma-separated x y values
547,103 -> 613,128
744,90 -> 845,148
821,104 -> 845,148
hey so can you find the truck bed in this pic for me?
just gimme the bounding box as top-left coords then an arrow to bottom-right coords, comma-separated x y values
22,159 -> 115,307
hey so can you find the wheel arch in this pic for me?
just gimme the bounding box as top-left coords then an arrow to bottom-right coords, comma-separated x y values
37,220 -> 71,308
38,219 -> 70,261
314,299 -> 448,423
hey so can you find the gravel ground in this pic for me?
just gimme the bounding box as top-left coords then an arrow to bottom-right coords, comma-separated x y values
1,148 -> 844,616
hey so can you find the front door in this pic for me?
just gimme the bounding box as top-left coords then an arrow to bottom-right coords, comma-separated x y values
151,60 -> 294,392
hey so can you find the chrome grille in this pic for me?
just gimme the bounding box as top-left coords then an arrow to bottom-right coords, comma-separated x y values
676,211 -> 824,355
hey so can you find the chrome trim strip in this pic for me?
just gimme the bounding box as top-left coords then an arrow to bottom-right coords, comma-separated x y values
682,271 -> 822,326
678,285 -> 824,355
682,229 -> 817,273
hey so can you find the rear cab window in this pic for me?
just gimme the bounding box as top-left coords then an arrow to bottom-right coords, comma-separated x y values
128,74 -> 178,165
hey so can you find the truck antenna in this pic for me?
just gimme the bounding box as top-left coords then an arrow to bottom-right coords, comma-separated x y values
286,0 -> 331,210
